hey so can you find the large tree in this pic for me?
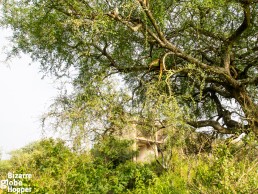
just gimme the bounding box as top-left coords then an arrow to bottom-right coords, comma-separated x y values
1,0 -> 258,138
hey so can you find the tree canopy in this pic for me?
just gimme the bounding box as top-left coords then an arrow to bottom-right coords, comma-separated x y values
1,0 -> 258,140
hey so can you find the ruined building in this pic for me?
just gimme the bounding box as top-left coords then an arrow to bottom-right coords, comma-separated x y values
120,124 -> 167,163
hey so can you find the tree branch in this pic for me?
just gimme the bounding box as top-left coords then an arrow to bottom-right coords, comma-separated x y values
223,3 -> 251,75
203,86 -> 231,99
137,0 -> 167,43
228,3 -> 251,43
92,43 -> 148,73
187,120 -> 233,134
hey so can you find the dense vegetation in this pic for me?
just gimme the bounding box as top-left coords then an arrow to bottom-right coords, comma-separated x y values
0,138 -> 257,193
1,0 -> 258,193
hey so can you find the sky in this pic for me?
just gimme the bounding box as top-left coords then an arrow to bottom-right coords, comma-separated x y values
0,28 -> 59,160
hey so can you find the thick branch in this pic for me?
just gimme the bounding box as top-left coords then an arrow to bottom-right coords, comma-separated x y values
238,62 -> 256,79
209,92 -> 224,118
203,86 -> 231,99
228,3 -> 251,43
223,3 -> 251,75
187,120 -> 232,134
137,0 -> 167,43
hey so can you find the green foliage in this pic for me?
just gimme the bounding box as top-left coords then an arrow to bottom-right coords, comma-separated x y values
7,139 -> 77,193
91,136 -> 137,168
132,172 -> 188,194
0,138 -> 156,194
0,160 -> 12,177
1,0 -> 258,193
0,137 -> 257,193
3,0 -> 258,144
192,142 -> 258,193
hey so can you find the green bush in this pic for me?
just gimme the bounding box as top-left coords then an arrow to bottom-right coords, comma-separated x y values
192,143 -> 258,193
1,137 -> 257,194
91,136 -> 137,168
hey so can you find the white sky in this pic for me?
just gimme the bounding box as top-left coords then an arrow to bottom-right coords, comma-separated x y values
0,28 -> 59,160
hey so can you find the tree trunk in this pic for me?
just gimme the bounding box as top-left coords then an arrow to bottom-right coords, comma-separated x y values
232,86 -> 258,136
